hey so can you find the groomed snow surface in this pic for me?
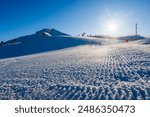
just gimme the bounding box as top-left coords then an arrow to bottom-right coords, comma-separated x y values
0,29 -> 150,100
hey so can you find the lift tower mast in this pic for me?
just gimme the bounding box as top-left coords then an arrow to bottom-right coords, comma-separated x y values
135,23 -> 137,36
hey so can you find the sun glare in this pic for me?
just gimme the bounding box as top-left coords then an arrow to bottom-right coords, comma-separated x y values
107,22 -> 118,32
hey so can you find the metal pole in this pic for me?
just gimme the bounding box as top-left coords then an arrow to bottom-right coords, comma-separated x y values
135,23 -> 137,36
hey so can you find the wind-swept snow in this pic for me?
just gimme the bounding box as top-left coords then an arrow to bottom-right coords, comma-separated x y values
0,38 -> 149,100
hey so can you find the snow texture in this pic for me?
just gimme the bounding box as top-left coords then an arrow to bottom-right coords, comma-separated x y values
0,29 -> 150,100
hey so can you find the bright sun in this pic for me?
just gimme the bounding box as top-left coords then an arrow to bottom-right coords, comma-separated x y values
106,22 -> 118,32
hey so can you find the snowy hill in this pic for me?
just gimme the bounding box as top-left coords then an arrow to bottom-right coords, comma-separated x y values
0,29 -> 149,59
0,28 -> 101,59
36,28 -> 69,37
118,35 -> 145,41
0,28 -> 150,100
132,38 -> 150,44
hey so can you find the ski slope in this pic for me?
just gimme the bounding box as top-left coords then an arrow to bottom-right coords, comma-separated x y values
0,38 -> 150,100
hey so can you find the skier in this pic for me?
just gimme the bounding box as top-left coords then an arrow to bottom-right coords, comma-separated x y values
125,39 -> 128,43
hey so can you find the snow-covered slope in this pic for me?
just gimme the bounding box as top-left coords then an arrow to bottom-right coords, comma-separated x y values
1,28 -> 148,60
131,38 -> 150,44
0,29 -> 102,59
0,29 -> 149,100
118,35 -> 145,41
36,28 -> 69,36
0,38 -> 149,100
0,36 -> 150,100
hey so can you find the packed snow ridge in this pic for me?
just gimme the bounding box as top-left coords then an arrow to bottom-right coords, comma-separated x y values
0,28 -> 150,100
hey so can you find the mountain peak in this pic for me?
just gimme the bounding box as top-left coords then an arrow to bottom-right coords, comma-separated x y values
36,28 -> 69,37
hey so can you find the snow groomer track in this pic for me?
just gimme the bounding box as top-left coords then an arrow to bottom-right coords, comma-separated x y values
0,41 -> 150,100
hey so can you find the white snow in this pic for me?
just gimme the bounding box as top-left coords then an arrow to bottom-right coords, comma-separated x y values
36,28 -> 69,36
131,38 -> 150,44
0,29 -> 101,59
0,29 -> 149,100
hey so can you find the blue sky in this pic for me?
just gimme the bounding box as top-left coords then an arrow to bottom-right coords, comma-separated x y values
0,0 -> 150,40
